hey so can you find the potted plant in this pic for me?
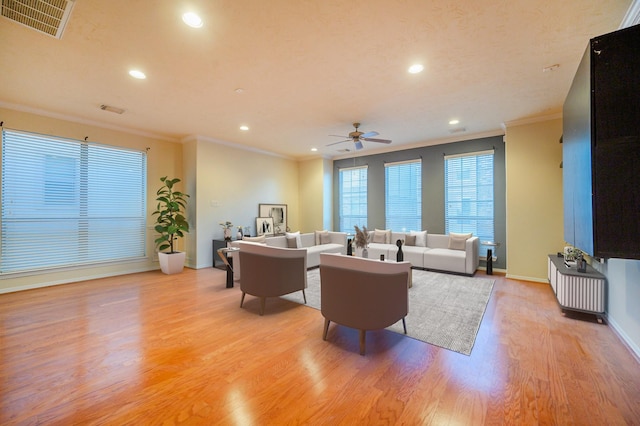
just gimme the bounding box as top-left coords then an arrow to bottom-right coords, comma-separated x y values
153,176 -> 190,274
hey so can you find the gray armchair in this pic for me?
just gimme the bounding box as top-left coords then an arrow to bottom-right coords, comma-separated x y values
319,253 -> 411,355
238,242 -> 307,315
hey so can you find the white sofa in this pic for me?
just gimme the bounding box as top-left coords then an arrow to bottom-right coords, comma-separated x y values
263,232 -> 347,267
230,231 -> 347,280
363,231 -> 479,276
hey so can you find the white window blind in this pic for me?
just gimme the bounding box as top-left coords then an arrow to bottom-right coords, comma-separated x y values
1,129 -> 147,274
338,166 -> 367,233
445,151 -> 494,256
385,159 -> 422,231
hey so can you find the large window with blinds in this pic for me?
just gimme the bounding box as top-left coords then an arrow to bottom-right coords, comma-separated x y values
385,159 -> 422,231
1,129 -> 147,274
338,166 -> 367,233
445,150 -> 494,257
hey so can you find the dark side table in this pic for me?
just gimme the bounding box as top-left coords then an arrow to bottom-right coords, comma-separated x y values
217,247 -> 238,288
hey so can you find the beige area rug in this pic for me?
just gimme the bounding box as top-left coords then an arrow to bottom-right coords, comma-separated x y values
281,268 -> 495,355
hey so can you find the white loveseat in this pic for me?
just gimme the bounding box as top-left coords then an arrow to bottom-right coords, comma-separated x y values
363,230 -> 479,276
230,231 -> 347,280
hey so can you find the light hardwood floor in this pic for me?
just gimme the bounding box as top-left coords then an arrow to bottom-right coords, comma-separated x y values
1,267 -> 639,425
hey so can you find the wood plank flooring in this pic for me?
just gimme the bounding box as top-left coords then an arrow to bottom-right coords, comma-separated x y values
1,268 -> 639,425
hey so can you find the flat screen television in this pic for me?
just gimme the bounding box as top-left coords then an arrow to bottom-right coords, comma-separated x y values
562,24 -> 640,260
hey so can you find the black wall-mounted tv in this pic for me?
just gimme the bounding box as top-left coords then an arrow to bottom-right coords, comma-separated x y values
563,24 -> 640,260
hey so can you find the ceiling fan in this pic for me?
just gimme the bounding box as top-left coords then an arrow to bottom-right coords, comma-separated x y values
327,122 -> 392,150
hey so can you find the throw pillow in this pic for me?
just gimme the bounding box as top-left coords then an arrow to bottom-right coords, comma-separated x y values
410,230 -> 428,247
285,231 -> 302,248
404,234 -> 417,246
243,235 -> 266,244
374,228 -> 392,244
319,233 -> 332,245
372,231 -> 386,244
286,237 -> 298,248
315,230 -> 329,245
448,232 -> 472,251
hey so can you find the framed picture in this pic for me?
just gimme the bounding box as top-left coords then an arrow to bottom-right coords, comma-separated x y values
259,203 -> 287,235
256,217 -> 275,236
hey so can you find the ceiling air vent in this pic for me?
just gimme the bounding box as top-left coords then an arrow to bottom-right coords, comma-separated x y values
1,0 -> 75,39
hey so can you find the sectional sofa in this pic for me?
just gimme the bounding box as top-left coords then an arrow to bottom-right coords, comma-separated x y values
362,230 -> 479,275
230,231 -> 347,280
230,229 -> 478,278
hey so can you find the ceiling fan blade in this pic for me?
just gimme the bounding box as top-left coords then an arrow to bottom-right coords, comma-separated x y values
354,140 -> 364,150
363,137 -> 392,144
327,139 -> 350,147
360,131 -> 379,138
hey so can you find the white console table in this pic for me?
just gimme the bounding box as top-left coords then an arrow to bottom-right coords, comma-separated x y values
547,255 -> 606,323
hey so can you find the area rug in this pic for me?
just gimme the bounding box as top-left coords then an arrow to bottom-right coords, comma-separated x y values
281,268 -> 495,355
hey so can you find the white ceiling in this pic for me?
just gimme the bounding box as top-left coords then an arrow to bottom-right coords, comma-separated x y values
0,0 -> 633,159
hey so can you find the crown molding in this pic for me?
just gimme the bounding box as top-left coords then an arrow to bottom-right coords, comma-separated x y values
331,129 -> 505,161
184,134 -> 294,161
502,112 -> 563,129
0,100 -> 177,142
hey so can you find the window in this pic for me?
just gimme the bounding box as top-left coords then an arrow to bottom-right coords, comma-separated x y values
1,129 -> 147,274
445,151 -> 494,257
338,166 -> 367,233
385,159 -> 422,231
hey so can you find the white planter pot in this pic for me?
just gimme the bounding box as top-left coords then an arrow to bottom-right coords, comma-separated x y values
158,251 -> 186,274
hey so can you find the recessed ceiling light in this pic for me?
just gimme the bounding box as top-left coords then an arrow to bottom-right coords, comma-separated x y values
235,88 -> 245,94
449,119 -> 460,125
128,70 -> 146,79
239,125 -> 249,131
408,64 -> 424,74
182,12 -> 203,28
311,148 -> 318,152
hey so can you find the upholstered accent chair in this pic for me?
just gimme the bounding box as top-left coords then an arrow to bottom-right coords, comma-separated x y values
319,253 -> 411,355
238,242 -> 307,315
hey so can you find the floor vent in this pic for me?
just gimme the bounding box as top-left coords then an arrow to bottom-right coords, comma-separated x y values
1,0 -> 75,39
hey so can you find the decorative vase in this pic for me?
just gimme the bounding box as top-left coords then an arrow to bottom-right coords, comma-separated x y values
224,228 -> 232,241
396,239 -> 404,262
237,229 -> 243,240
347,238 -> 353,256
362,247 -> 368,258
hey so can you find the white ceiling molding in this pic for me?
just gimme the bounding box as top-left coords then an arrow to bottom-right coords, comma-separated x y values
0,100 -> 177,143
503,112 -> 563,129
185,135 -> 294,161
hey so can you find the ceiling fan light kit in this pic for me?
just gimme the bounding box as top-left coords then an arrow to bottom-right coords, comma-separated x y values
328,122 -> 392,151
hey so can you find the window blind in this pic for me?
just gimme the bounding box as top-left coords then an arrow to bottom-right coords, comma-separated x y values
385,159 -> 422,231
445,151 -> 494,256
338,166 -> 367,233
1,129 -> 147,274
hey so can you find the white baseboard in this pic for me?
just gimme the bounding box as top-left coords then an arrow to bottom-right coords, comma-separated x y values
0,266 -> 157,294
607,315 -> 640,363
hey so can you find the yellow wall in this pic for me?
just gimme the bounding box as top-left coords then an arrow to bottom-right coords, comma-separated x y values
298,157 -> 333,233
0,107 -> 183,293
505,118 -> 564,281
191,137 -> 300,269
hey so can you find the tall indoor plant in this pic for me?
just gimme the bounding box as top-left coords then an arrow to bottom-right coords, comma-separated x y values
153,176 -> 190,274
